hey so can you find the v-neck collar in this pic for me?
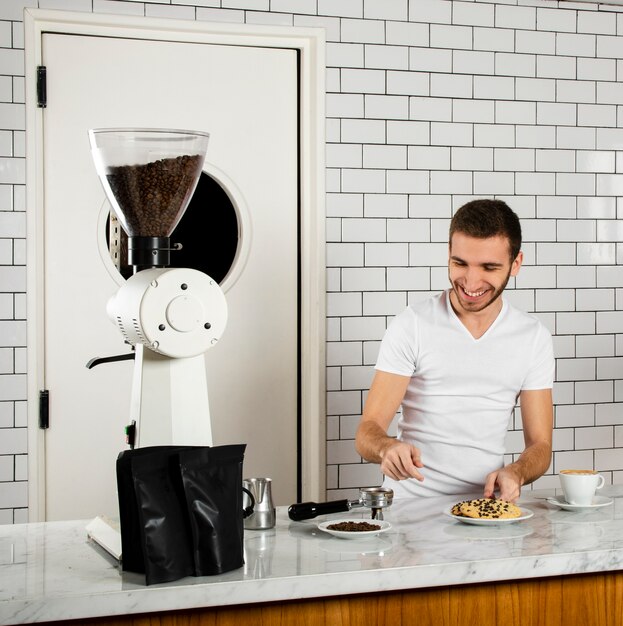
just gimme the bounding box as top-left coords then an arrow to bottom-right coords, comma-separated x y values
445,289 -> 507,342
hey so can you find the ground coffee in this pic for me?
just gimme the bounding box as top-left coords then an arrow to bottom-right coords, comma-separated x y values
327,521 -> 381,532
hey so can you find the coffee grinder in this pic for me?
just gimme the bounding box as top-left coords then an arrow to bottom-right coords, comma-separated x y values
88,128 -> 226,449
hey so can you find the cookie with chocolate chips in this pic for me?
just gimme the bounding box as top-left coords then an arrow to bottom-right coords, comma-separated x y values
452,498 -> 521,519
450,501 -> 464,516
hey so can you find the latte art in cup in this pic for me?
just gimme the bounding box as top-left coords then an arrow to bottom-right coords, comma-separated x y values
559,469 -> 605,506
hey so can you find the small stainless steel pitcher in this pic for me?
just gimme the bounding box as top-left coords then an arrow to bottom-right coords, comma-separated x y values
243,477 -> 276,530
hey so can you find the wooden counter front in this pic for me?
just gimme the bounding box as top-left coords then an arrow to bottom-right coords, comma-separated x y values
51,570 -> 623,626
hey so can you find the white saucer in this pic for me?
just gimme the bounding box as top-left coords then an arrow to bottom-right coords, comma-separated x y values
546,495 -> 613,512
317,519 -> 391,539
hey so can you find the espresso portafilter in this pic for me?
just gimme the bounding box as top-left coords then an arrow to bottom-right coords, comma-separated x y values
288,487 -> 394,521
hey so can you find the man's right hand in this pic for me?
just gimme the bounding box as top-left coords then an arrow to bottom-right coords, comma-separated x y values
379,440 -> 424,481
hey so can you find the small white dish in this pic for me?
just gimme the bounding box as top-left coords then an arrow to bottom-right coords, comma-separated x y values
546,495 -> 613,512
317,519 -> 391,539
444,507 -> 534,526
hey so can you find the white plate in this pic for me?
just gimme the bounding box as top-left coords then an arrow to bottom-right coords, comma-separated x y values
317,519 -> 391,539
444,507 -> 534,526
546,495 -> 613,512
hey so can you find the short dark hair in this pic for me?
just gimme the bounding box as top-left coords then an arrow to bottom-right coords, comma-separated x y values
449,199 -> 522,261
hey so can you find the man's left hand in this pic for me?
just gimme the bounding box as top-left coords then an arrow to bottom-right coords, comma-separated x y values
483,466 -> 523,502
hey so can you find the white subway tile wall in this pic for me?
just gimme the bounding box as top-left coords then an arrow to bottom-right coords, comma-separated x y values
1,0 -> 623,521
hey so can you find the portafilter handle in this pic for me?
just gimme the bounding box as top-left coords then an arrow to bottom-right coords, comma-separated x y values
287,499 -> 362,521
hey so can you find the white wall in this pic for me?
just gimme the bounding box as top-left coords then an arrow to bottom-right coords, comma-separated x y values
1,0 -> 623,522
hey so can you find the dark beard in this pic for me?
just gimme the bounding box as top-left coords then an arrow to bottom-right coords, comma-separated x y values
449,268 -> 512,314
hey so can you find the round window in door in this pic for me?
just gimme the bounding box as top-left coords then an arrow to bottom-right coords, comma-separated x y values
106,170 -> 248,288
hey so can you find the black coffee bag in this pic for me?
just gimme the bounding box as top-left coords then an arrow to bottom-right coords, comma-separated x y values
179,444 -> 247,576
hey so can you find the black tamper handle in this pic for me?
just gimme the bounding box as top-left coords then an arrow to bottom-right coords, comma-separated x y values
288,499 -> 352,521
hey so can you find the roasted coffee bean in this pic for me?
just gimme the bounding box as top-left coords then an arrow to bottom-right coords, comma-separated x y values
106,154 -> 203,237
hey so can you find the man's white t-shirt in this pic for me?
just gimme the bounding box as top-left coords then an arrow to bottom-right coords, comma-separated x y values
375,290 -> 555,499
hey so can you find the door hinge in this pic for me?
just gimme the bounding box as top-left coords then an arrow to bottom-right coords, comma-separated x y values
39,389 -> 49,429
36,65 -> 47,108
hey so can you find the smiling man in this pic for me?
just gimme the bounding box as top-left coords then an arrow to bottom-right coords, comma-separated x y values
355,199 -> 554,502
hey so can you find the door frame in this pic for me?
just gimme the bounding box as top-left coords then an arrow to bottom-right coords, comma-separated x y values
24,8 -> 326,521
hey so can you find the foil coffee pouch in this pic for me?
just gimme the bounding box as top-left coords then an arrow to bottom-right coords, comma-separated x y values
179,444 -> 247,576
116,446 -> 196,585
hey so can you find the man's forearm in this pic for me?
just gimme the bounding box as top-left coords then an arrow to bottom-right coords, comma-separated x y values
507,439 -> 552,486
355,421 -> 397,464
356,371 -> 411,464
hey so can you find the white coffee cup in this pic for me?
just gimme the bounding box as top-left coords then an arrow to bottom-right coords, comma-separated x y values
559,469 -> 605,506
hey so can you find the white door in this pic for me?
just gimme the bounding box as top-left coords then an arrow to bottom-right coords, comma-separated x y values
40,32 -> 299,520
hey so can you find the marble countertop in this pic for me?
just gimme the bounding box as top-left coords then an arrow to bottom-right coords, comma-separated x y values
2,486 -> 623,625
